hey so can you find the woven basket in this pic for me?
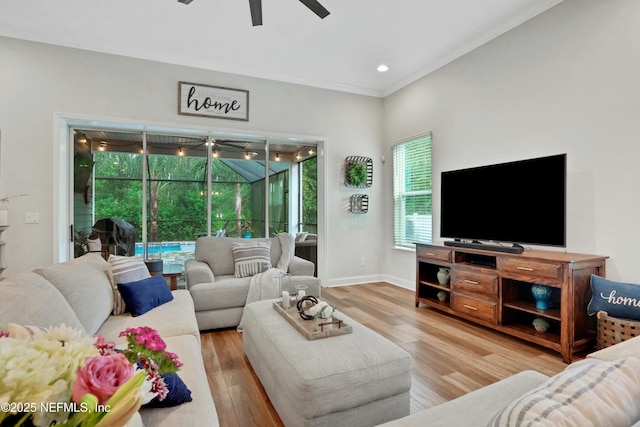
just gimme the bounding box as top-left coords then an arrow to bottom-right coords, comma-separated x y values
596,310 -> 640,349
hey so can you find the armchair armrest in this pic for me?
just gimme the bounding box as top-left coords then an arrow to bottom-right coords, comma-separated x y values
184,259 -> 215,288
288,256 -> 314,276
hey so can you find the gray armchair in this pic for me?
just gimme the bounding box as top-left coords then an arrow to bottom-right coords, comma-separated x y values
185,236 -> 320,331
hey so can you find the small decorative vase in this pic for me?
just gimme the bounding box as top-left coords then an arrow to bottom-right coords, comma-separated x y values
437,267 -> 450,285
532,317 -> 550,333
531,284 -> 552,310
437,291 -> 448,302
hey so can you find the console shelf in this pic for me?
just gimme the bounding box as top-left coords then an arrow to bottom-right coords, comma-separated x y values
503,301 -> 561,321
416,244 -> 608,363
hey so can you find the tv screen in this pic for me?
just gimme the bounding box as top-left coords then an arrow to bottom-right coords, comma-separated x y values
440,154 -> 566,248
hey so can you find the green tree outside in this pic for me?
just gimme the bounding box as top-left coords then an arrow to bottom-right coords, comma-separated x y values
93,152 -> 317,242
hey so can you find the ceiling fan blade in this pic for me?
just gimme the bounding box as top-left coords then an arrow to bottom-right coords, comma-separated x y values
249,0 -> 263,26
177,0 -> 194,4
299,0 -> 330,19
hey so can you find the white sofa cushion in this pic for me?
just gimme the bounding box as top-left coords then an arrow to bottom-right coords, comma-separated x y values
97,290 -> 200,345
34,253 -> 113,336
0,272 -> 86,333
376,370 -> 549,427
139,334 -> 218,426
190,276 -> 251,311
489,357 -> 640,427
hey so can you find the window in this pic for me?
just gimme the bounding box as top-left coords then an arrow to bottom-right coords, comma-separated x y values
392,132 -> 432,248
72,128 -> 319,264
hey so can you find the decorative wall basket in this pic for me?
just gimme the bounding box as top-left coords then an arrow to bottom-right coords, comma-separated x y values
350,194 -> 369,214
344,156 -> 373,188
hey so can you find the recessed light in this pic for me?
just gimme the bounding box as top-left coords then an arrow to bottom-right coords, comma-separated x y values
377,64 -> 389,72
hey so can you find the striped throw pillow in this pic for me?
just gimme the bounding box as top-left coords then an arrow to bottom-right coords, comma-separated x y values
108,255 -> 151,315
232,241 -> 272,278
489,357 -> 640,427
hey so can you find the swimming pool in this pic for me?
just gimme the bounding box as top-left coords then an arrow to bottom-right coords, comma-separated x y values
134,242 -> 196,256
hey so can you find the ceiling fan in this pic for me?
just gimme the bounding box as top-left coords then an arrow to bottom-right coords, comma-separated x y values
177,0 -> 330,27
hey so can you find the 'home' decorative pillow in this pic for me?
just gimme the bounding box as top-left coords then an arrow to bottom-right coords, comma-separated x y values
587,275 -> 640,320
488,357 -> 640,427
232,241 -> 272,278
108,255 -> 151,315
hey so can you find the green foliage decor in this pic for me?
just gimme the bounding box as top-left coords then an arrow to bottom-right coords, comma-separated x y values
241,220 -> 253,235
346,162 -> 367,186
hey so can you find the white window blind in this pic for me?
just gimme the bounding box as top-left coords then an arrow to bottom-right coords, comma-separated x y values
392,133 -> 432,248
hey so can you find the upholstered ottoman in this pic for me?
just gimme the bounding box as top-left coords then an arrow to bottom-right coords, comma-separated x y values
242,299 -> 412,427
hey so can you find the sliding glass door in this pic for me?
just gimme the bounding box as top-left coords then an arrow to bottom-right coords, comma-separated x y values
72,127 -> 318,274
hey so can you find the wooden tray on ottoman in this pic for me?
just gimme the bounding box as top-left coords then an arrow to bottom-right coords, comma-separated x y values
273,301 -> 352,340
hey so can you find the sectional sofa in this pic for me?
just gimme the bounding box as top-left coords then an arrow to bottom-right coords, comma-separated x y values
0,253 -> 218,426
380,334 -> 640,427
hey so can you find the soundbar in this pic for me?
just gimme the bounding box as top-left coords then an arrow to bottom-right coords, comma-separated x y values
444,240 -> 524,254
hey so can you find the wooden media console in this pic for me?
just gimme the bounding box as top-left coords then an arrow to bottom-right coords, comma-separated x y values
415,244 -> 608,363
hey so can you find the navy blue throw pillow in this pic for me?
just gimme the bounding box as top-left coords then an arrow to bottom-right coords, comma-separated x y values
144,372 -> 193,408
117,274 -> 173,317
587,275 -> 640,320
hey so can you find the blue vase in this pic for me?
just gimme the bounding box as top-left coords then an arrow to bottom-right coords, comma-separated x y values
531,284 -> 552,310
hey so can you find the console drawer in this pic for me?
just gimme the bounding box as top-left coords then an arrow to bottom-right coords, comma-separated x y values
452,293 -> 497,324
417,245 -> 451,263
452,270 -> 498,296
501,258 -> 563,282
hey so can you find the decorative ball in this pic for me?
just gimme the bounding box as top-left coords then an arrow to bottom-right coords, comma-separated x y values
532,317 -> 550,333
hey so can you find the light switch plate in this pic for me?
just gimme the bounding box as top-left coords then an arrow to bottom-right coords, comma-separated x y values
25,212 -> 39,224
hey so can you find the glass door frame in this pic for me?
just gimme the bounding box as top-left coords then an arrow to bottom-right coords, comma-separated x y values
56,113 -> 327,284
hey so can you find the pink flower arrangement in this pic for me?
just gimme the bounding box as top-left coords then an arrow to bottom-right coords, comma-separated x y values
72,353 -> 135,405
0,324 -> 184,427
117,326 -> 184,404
0,324 -> 146,427
93,335 -> 116,356
119,327 -> 183,373
124,326 -> 166,351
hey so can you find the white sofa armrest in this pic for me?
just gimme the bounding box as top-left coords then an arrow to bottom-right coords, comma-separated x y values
588,335 -> 640,361
185,259 -> 215,288
288,256 -> 314,276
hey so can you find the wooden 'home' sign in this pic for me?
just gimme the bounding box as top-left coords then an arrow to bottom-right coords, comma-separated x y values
178,81 -> 249,121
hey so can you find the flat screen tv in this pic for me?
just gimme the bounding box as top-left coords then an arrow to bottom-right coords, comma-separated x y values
440,154 -> 566,253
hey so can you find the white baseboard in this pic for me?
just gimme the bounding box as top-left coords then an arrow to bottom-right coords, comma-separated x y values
325,274 -> 414,291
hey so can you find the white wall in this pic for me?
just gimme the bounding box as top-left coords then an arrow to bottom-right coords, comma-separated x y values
0,36 -> 384,283
3,0 -> 639,287
383,0 -> 640,285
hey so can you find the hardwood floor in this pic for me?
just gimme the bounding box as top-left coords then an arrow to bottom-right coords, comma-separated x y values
201,282 -> 570,427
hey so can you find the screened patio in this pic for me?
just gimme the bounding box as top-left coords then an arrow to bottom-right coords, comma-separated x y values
72,129 -> 318,268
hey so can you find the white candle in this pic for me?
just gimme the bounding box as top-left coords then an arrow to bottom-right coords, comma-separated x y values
282,291 -> 290,309
0,211 -> 7,226
297,290 -> 306,301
